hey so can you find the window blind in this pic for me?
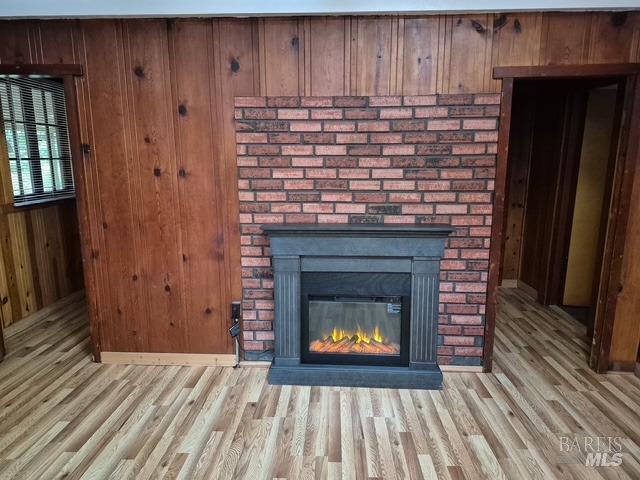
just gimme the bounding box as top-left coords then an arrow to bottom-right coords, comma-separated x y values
0,76 -> 75,206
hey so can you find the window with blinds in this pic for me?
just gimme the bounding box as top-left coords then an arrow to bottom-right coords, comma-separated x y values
0,76 -> 75,206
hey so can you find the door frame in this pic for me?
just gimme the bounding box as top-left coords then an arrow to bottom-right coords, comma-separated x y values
484,63 -> 640,373
0,64 -> 101,361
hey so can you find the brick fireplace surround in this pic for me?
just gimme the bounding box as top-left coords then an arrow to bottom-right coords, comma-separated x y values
235,94 -> 500,367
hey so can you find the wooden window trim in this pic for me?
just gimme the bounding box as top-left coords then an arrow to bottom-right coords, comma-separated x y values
0,64 -> 83,77
1,77 -> 75,206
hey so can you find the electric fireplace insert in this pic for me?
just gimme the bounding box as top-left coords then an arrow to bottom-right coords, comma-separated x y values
301,272 -> 410,367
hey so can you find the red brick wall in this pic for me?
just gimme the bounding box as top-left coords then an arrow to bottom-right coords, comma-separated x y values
235,94 -> 500,366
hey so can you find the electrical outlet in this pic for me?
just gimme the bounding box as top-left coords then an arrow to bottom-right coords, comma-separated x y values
231,301 -> 241,320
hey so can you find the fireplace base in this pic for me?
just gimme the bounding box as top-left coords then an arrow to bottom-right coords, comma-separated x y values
268,362 -> 443,390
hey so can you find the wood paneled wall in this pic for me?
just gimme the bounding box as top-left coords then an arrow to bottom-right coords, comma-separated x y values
0,203 -> 84,328
501,87 -> 535,283
0,12 -> 638,356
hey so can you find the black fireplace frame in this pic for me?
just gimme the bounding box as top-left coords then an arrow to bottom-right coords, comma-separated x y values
301,272 -> 411,367
262,224 -> 452,390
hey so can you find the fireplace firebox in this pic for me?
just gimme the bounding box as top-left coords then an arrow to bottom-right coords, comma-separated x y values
263,224 -> 452,390
302,272 -> 410,367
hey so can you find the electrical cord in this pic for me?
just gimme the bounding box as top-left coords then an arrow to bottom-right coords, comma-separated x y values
230,317 -> 274,368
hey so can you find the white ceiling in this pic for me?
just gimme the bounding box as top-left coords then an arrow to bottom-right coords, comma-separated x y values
0,0 -> 638,19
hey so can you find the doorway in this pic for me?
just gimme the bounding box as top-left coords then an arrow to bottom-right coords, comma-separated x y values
484,64 -> 640,373
0,71 -> 87,362
502,79 -> 622,335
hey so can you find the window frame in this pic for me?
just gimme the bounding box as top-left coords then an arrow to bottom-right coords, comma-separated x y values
0,74 -> 76,208
1,76 -> 75,207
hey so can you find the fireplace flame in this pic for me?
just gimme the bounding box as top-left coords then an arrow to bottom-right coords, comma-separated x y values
311,323 -> 400,355
330,325 -> 384,344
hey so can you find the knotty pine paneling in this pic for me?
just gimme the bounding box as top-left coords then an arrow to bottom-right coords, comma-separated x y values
353,16 -> 395,95
169,21 -> 232,354
441,15 -> 494,94
540,13 -> 592,65
260,18 -> 304,95
125,20 -> 186,353
399,16 -> 440,95
0,12 -> 637,355
307,17 -> 348,95
0,205 -> 83,328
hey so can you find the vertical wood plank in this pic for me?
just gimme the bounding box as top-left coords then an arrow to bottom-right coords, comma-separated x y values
34,20 -> 78,64
588,11 -> 639,63
308,17 -> 347,95
400,16 -> 439,95
500,87 -> 545,284
123,20 -> 188,353
442,15 -> 493,93
349,17 -> 358,95
539,12 -> 592,65
79,20 -> 142,352
29,207 -> 57,306
8,212 -> 37,318
389,16 -> 400,95
262,18 -> 302,95
343,17 -> 352,96
0,21 -> 35,64
354,17 -> 393,95
168,20 -> 232,354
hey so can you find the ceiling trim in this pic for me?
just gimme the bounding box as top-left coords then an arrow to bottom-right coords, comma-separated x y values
0,0 -> 638,19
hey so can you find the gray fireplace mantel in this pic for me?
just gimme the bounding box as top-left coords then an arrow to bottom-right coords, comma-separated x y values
263,223 -> 453,390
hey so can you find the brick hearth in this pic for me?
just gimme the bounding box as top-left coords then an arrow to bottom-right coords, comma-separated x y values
234,94 -> 500,366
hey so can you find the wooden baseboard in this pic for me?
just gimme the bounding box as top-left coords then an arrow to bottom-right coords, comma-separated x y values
440,365 -> 483,373
98,355 -> 483,373
239,360 -> 271,368
100,351 -> 237,367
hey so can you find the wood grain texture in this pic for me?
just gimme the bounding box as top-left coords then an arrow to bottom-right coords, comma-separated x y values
0,204 -> 83,329
441,15 -> 493,93
2,288 -> 640,478
0,12 -> 638,357
400,16 -> 440,95
500,88 -> 535,281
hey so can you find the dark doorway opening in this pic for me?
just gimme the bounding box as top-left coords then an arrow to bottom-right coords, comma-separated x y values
501,78 -> 623,338
485,64 -> 640,373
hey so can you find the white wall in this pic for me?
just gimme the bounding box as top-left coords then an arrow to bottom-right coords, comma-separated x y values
0,0 -> 638,19
563,87 -> 617,307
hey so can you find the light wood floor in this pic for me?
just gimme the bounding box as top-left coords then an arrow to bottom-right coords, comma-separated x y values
1,288 -> 640,479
